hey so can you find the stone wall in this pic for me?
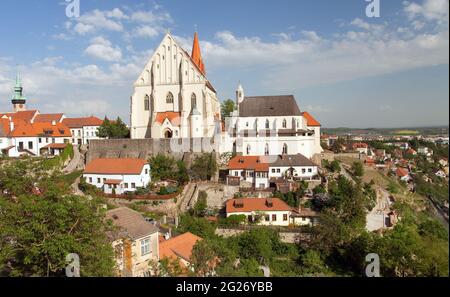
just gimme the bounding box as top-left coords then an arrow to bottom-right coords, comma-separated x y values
86,138 -> 219,163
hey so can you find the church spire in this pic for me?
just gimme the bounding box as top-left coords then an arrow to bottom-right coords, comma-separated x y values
12,69 -> 27,112
191,32 -> 205,74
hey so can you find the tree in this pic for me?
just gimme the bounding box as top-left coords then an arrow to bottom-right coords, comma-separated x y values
0,192 -> 115,276
97,117 -> 130,139
191,153 -> 217,181
330,160 -> 341,172
190,240 -> 217,277
149,154 -> 176,181
193,191 -> 208,217
351,161 -> 364,177
220,99 -> 235,119
299,250 -> 329,275
177,214 -> 217,238
175,160 -> 189,185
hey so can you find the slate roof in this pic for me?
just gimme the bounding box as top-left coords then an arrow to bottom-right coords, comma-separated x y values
238,95 -> 302,117
272,154 -> 317,167
106,207 -> 158,240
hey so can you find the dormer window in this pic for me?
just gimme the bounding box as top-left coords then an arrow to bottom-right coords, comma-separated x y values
266,198 -> 273,207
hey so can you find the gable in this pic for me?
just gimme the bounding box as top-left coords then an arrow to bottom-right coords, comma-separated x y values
134,33 -> 207,87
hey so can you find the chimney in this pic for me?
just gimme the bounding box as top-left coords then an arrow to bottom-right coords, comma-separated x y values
9,118 -> 14,132
51,120 -> 56,126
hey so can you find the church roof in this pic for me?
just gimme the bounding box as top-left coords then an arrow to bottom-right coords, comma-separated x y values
191,32 -> 205,75
155,112 -> 181,126
238,95 -> 302,117
302,111 -> 321,127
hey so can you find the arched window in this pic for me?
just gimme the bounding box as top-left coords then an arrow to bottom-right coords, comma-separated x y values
282,119 -> 287,128
282,143 -> 288,155
265,143 -> 269,155
191,93 -> 197,109
246,145 -> 251,155
166,92 -> 174,104
265,119 -> 269,129
144,95 -> 150,111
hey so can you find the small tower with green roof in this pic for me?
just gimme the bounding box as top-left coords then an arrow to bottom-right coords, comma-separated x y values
12,71 -> 27,112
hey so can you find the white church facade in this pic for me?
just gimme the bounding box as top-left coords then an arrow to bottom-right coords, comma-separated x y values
219,84 -> 323,159
130,32 -> 323,159
130,32 -> 221,139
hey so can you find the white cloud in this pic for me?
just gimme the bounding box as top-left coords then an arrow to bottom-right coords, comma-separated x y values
130,10 -> 172,24
71,9 -> 125,35
133,25 -> 160,39
404,0 -> 449,23
84,37 -> 123,62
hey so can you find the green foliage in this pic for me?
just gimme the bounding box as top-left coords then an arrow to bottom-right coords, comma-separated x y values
219,215 -> 247,227
313,184 -> 326,195
176,214 -> 217,238
220,99 -> 235,119
97,117 -> 130,139
190,240 -> 217,277
351,161 -> 364,177
192,191 -> 208,217
149,154 -> 176,181
191,153 -> 217,181
175,160 -> 189,185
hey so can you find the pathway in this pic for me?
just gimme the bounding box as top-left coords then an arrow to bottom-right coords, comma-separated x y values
63,145 -> 82,173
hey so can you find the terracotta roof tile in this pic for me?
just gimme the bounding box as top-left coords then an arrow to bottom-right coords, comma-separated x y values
159,232 -> 202,263
155,112 -> 181,126
228,155 -> 270,171
84,158 -> 147,175
302,111 -> 321,127
10,121 -> 71,137
62,116 -> 103,128
226,198 -> 292,213
34,113 -> 64,123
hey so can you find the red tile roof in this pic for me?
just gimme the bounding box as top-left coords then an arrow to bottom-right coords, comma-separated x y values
226,198 -> 292,213
352,142 -> 368,149
155,112 -> 181,126
9,121 -> 71,137
42,143 -> 67,149
34,113 -> 64,123
62,116 -> 103,128
228,155 -> 270,172
302,111 -> 321,127
159,232 -> 202,263
84,158 -> 147,175
104,179 -> 122,185
0,110 -> 38,122
396,167 -> 409,177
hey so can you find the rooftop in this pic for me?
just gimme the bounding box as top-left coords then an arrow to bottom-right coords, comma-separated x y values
105,207 -> 158,240
84,158 -> 148,175
226,197 -> 292,213
239,95 -> 302,117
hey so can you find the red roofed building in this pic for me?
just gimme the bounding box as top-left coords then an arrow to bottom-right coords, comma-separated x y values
352,142 -> 369,154
226,198 -> 293,226
159,232 -> 203,272
62,116 -> 104,145
83,158 -> 151,194
396,167 -> 411,182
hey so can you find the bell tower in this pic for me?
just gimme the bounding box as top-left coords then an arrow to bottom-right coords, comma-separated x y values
11,71 -> 27,112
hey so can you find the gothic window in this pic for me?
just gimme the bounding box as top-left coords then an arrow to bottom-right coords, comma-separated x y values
282,119 -> 287,128
265,119 -> 269,129
166,92 -> 174,104
246,145 -> 251,155
265,144 -> 269,155
282,143 -> 288,155
191,93 -> 197,109
144,95 -> 150,111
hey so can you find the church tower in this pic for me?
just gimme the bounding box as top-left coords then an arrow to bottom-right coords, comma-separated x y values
236,83 -> 244,108
11,71 -> 27,112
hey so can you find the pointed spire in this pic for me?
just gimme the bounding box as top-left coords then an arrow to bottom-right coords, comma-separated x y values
191,32 -> 205,74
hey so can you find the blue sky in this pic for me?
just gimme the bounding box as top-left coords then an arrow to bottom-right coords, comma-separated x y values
0,0 -> 448,128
